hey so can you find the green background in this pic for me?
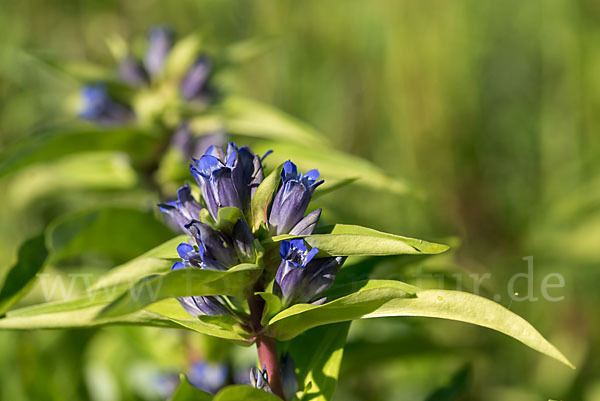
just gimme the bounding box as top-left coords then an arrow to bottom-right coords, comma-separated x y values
1,0 -> 599,400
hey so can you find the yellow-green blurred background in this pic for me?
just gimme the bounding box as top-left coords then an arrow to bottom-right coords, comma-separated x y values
1,0 -> 599,400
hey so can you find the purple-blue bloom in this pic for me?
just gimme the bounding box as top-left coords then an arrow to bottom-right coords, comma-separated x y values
157,183 -> 202,235
78,84 -> 134,126
118,54 -> 149,87
180,55 -> 212,100
249,366 -> 272,393
188,361 -> 229,394
190,143 -> 265,219
144,26 -> 174,77
269,161 -> 324,235
275,239 -> 345,308
171,243 -> 231,316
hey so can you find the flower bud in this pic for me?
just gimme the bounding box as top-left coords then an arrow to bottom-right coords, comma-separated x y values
190,143 -> 265,219
144,26 -> 173,77
158,183 -> 202,235
78,84 -> 134,126
275,239 -> 345,308
249,366 -> 272,393
232,218 -> 256,263
180,55 -> 212,100
269,161 -> 323,235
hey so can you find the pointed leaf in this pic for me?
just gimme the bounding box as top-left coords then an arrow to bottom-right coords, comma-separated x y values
99,264 -> 263,318
267,281 -> 574,368
269,224 -> 449,256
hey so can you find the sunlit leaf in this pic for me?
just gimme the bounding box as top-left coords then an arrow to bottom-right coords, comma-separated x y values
269,224 -> 449,256
267,282 -> 574,368
289,322 -> 350,401
99,263 -> 263,318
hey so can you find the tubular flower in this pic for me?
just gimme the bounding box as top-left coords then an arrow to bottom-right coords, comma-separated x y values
190,143 -> 265,219
159,142 -> 346,323
78,84 -> 134,125
249,366 -> 272,393
157,183 -> 202,235
181,56 -> 212,100
269,161 -> 324,235
275,239 -> 345,308
144,26 -> 174,77
171,243 -> 230,316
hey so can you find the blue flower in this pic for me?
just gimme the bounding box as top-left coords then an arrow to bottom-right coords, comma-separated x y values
78,84 -> 133,125
144,26 -> 174,77
187,222 -> 237,270
180,55 -> 212,100
269,161 -> 324,235
190,143 -> 265,219
249,366 -> 272,393
118,54 -> 149,87
275,239 -> 345,308
158,183 -> 203,235
188,361 -> 229,394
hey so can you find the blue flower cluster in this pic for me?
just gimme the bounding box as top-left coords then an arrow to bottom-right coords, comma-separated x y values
158,143 -> 345,318
79,26 -> 214,126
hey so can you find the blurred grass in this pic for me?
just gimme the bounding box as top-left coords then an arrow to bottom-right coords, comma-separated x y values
1,0 -> 599,400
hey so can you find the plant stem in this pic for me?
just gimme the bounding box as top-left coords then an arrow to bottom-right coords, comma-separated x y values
256,336 -> 285,399
248,290 -> 285,399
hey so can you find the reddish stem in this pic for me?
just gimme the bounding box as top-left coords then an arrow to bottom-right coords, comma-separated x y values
256,336 -> 285,399
248,291 -> 285,399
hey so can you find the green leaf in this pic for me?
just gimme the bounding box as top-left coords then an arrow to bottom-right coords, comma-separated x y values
256,292 -> 282,326
250,140 -> 414,196
220,96 -> 329,146
213,385 -> 283,401
267,282 -> 574,368
0,235 -> 48,315
251,164 -> 283,232
46,207 -> 175,265
99,263 -> 263,318
164,34 -> 202,81
0,128 -> 157,178
147,299 -> 251,344
289,322 -> 350,401
266,280 -> 417,340
269,224 -> 449,256
169,374 -> 214,401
